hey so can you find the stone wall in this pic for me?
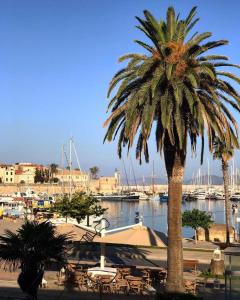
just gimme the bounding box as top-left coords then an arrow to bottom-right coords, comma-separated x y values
0,183 -> 222,195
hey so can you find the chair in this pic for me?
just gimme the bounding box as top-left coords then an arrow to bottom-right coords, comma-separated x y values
158,271 -> 167,284
76,272 -> 89,291
56,273 -> 66,286
101,276 -> 114,294
184,279 -> 196,294
119,267 -> 131,278
128,279 -> 143,295
115,278 -> 129,294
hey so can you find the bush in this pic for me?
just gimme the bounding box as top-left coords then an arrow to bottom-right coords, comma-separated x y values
199,270 -> 224,279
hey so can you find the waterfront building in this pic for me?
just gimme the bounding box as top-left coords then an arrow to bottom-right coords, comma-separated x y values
55,169 -> 89,185
0,164 -> 15,183
15,169 -> 35,184
0,162 -> 45,184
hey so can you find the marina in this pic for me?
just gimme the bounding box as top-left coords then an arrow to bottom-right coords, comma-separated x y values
101,195 -> 240,238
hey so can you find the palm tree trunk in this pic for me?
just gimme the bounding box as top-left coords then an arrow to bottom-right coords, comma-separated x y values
164,144 -> 185,293
222,158 -> 231,245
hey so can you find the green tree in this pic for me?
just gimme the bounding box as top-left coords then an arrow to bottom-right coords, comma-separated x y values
34,169 -> 44,183
53,192 -> 107,225
103,7 -> 240,292
213,137 -> 236,245
0,221 -> 69,300
49,163 -> 58,178
182,209 -> 213,243
89,166 -> 100,179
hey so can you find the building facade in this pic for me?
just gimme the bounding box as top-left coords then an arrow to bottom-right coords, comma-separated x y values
55,169 -> 89,185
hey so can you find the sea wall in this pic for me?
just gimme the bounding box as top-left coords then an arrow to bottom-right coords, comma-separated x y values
0,183 -> 222,195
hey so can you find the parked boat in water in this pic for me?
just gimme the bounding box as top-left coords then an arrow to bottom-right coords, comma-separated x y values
230,192 -> 240,202
159,193 -> 168,203
94,192 -> 139,202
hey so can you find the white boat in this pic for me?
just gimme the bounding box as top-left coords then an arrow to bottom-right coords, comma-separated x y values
94,192 -> 139,202
192,191 -> 207,200
230,192 -> 240,202
128,191 -> 149,200
0,198 -> 25,217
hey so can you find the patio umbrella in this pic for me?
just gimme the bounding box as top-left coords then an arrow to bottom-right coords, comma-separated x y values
54,223 -> 95,242
93,224 -> 167,270
94,224 -> 168,247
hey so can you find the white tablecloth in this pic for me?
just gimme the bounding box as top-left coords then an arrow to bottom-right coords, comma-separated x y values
87,267 -> 117,277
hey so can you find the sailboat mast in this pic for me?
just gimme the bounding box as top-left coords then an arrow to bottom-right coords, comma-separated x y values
207,159 -> 210,187
69,138 -> 72,201
152,160 -> 155,194
61,145 -> 64,195
130,156 -> 138,190
122,159 -> 129,191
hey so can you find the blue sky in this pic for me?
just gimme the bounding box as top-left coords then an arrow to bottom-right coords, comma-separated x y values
0,0 -> 240,179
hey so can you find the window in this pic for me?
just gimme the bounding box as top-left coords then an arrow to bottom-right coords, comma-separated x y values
10,178 -> 12,182
10,172 -> 13,175
6,172 -> 8,175
6,178 -> 8,182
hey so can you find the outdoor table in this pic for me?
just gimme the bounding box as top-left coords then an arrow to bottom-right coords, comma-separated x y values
87,266 -> 117,277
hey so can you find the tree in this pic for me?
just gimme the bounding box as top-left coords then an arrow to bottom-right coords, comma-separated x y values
53,192 -> 107,225
0,221 -> 69,300
49,163 -> 58,178
213,137 -> 236,245
34,169 -> 44,183
103,7 -> 240,293
182,209 -> 213,243
89,166 -> 100,179
43,169 -> 50,183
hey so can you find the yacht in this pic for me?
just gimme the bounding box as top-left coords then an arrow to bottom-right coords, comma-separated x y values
230,192 -> 240,202
159,193 -> 168,203
94,192 -> 139,202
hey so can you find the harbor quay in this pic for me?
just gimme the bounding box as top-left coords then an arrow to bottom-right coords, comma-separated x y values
0,183 -> 225,195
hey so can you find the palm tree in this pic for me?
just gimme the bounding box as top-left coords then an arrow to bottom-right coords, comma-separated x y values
0,221 -> 70,300
89,166 -> 100,179
213,137 -> 237,245
104,7 -> 240,293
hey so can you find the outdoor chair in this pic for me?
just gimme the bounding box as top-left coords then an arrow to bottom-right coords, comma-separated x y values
158,271 -> 167,284
56,273 -> 66,286
128,279 -> 143,295
76,272 -> 89,291
86,275 -> 101,292
184,279 -> 196,294
101,276 -> 115,294
119,267 -> 131,278
142,270 -> 152,286
115,278 -> 129,294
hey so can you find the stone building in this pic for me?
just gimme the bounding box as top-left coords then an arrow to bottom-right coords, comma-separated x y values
56,169 -> 89,185
0,164 -> 15,183
90,176 -> 119,193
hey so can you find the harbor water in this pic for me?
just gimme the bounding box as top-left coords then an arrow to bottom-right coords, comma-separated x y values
102,199 -> 240,238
